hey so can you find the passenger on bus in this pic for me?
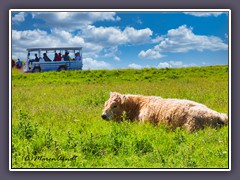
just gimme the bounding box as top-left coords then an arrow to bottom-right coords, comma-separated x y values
34,53 -> 39,62
74,52 -> 81,61
73,52 -> 83,69
53,53 -> 58,61
63,51 -> 70,61
28,53 -> 39,66
56,53 -> 62,61
43,53 -> 52,62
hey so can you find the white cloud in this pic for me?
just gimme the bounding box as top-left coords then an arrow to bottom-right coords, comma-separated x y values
151,36 -> 164,43
139,25 -> 228,59
168,61 -> 183,67
183,63 -> 198,67
83,25 -> 153,46
123,27 -> 152,44
157,62 -> 171,68
104,46 -> 121,61
51,29 -> 85,45
12,29 -> 54,53
115,16 -> 121,21
83,25 -> 128,46
183,12 -> 227,17
138,49 -> 164,59
128,63 -> 142,69
157,61 -> 198,69
12,12 -> 26,22
31,12 -> 120,31
156,25 -> 228,52
32,12 -> 119,21
113,56 -> 120,61
83,58 -> 111,70
79,25 -> 153,60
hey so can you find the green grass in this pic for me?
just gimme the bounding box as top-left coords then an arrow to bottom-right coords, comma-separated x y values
11,65 -> 229,169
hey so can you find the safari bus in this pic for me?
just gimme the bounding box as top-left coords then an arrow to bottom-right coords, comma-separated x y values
22,47 -> 83,73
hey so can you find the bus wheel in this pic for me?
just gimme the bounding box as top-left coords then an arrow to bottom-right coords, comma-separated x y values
58,66 -> 67,71
32,67 -> 41,73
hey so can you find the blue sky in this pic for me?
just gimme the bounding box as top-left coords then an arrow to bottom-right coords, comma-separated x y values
11,10 -> 229,70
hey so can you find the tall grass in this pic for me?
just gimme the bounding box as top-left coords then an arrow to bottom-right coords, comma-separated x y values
11,66 -> 229,168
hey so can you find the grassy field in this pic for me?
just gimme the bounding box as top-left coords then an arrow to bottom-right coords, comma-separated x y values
11,65 -> 229,169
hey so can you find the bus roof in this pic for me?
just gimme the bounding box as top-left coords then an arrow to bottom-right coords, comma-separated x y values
27,47 -> 82,52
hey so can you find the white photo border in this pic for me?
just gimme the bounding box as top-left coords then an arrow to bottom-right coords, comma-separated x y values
9,9 -> 231,171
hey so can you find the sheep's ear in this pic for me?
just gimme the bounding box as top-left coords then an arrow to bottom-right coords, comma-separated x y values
121,95 -> 126,104
110,92 -> 112,96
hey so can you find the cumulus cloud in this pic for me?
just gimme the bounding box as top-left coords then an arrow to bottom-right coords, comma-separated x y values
31,12 -> 120,30
138,49 -> 164,59
123,27 -> 153,44
151,35 -> 164,43
83,25 -> 127,46
128,63 -> 142,69
79,25 -> 153,60
12,12 -> 26,22
156,25 -> 228,52
139,25 -> 228,59
157,62 -> 171,68
183,12 -> 227,17
83,25 -> 153,46
168,61 -> 183,67
104,46 -> 121,61
83,58 -> 111,70
113,56 -> 120,61
12,29 -> 53,51
11,29 -> 60,60
157,61 -> 197,69
51,29 -> 84,44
